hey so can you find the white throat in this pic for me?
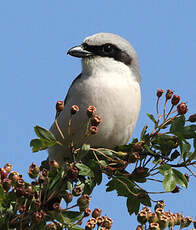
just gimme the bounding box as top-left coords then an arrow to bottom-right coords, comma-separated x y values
81,56 -> 138,82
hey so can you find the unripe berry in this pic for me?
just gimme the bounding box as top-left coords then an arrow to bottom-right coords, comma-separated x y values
96,216 -> 105,226
156,89 -> 164,98
45,222 -> 57,230
77,194 -> 91,211
149,222 -> 160,230
171,95 -> 180,105
72,186 -> 83,196
166,89 -> 173,100
33,211 -> 43,223
137,211 -> 147,225
102,216 -> 113,229
4,163 -> 12,173
91,115 -> 102,126
67,165 -> 79,181
92,208 -> 102,218
84,207 -> 91,217
56,100 -> 64,112
28,163 -> 40,179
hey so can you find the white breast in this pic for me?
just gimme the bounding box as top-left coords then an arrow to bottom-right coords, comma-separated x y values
48,57 -> 141,162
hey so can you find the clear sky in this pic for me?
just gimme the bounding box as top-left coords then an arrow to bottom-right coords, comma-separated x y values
0,1 -> 196,229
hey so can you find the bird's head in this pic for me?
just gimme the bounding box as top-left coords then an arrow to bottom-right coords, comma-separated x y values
67,33 -> 140,82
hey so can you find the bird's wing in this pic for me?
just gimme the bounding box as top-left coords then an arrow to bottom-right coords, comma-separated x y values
64,73 -> 82,106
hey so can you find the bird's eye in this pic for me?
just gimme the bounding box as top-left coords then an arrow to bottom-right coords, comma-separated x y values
103,44 -> 113,54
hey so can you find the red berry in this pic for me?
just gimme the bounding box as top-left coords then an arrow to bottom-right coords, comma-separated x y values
71,105 -> 79,115
89,126 -> 99,135
177,102 -> 188,115
87,106 -> 96,118
56,100 -> 64,112
0,168 -> 8,179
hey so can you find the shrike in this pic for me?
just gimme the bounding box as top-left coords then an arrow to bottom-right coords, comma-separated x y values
48,33 -> 141,163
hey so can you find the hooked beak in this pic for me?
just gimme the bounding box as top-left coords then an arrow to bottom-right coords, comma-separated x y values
67,45 -> 93,58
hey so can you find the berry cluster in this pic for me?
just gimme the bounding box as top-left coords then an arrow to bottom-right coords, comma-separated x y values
0,161 -> 110,229
136,201 -> 194,230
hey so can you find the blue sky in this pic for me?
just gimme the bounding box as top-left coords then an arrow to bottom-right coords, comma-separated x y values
0,1 -> 196,229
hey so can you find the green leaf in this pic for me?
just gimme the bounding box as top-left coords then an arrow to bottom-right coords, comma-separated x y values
68,226 -> 84,230
106,176 -> 136,197
76,144 -> 90,161
146,113 -> 157,124
49,210 -> 83,225
87,160 -> 102,185
170,115 -> 185,135
83,177 -> 96,195
0,184 -> 6,204
159,166 -> 188,191
188,151 -> 196,161
140,125 -> 148,141
97,149 -> 114,157
34,125 -> 56,143
182,125 -> 196,139
162,170 -> 177,191
61,211 -> 83,223
30,139 -> 50,152
75,163 -> 94,178
158,165 -> 171,175
139,193 -> 151,207
127,195 -> 140,215
180,140 -> 191,160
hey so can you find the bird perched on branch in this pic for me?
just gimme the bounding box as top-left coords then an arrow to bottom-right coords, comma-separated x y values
48,33 -> 141,163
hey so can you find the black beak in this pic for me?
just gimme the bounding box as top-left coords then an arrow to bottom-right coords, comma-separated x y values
67,45 -> 93,58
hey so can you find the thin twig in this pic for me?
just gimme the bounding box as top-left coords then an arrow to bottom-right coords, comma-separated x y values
55,119 -> 65,140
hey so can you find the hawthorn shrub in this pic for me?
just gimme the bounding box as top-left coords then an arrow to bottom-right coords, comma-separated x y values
0,89 -> 196,230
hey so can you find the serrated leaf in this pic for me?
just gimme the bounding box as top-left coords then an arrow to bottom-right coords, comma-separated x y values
30,139 -> 50,152
75,163 -> 94,178
88,160 -> 102,185
76,144 -> 90,161
180,140 -> 191,160
106,176 -> 136,197
139,194 -> 151,207
34,125 -> 56,143
170,115 -> 185,135
83,177 -> 96,195
127,195 -> 140,215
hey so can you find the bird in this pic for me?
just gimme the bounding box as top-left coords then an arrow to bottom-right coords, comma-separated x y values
48,32 -> 141,163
